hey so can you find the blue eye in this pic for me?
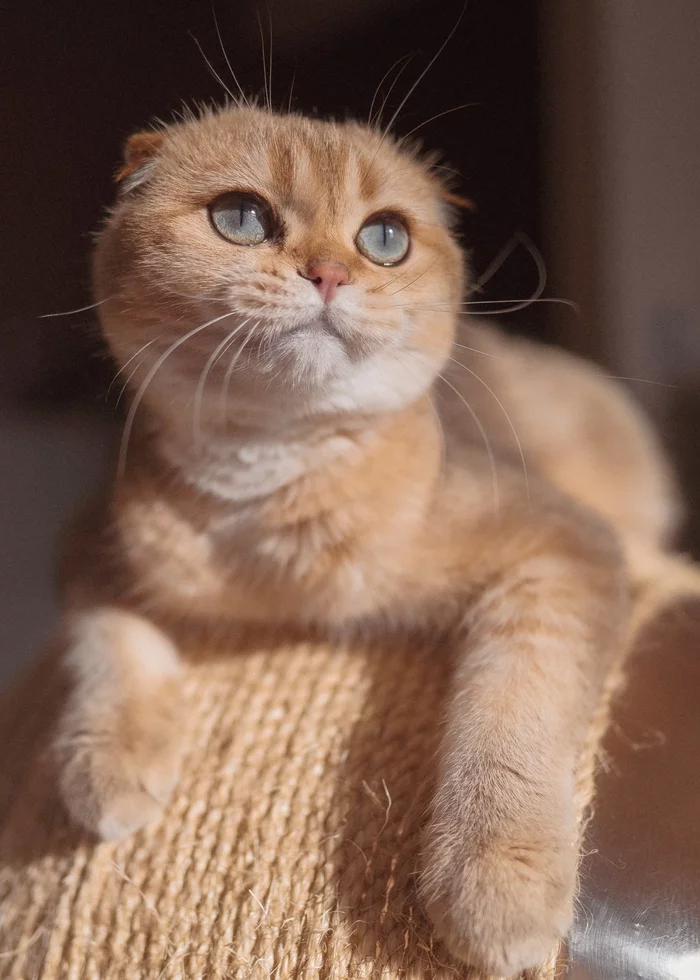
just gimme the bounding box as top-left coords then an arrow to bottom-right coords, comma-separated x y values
355,214 -> 410,265
209,192 -> 274,245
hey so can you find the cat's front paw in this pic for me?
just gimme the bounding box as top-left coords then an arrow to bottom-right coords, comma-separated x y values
421,833 -> 576,977
54,608 -> 184,840
56,706 -> 183,840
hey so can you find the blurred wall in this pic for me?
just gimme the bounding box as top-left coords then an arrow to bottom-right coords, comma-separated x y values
598,1 -> 700,395
540,0 -> 700,545
540,0 -> 700,400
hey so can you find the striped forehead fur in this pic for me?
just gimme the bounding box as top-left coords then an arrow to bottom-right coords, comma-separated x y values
119,105 -> 450,216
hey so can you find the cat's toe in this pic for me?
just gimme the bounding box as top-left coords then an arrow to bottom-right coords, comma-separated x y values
422,837 -> 576,977
95,783 -> 167,841
56,729 -> 183,841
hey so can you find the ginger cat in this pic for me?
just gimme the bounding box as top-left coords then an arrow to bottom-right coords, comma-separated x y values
55,105 -> 682,976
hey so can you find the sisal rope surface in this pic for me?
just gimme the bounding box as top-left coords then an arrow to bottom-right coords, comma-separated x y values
0,628 -> 626,980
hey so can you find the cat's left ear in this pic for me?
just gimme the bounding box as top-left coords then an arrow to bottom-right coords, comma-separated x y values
115,130 -> 165,191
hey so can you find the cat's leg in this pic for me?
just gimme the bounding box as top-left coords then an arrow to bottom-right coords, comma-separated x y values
421,511 -> 628,975
55,606 -> 184,840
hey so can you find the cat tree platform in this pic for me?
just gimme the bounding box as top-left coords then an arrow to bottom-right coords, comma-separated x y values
2,594 -> 699,980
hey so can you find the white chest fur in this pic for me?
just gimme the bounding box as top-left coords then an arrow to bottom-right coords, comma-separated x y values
161,429 -> 358,504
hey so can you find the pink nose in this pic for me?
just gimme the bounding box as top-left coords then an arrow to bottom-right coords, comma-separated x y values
302,260 -> 350,304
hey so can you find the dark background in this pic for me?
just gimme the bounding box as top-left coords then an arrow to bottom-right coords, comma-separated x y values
1,0 -> 544,405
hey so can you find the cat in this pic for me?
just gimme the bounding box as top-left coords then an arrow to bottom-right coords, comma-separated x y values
53,104 -> 683,976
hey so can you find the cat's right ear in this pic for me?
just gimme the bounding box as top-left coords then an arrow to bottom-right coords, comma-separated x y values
115,131 -> 165,192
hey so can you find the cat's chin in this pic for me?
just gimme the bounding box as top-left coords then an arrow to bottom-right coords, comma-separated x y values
259,324 -> 350,389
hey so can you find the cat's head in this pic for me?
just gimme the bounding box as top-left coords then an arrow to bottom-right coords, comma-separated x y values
94,106 -> 466,429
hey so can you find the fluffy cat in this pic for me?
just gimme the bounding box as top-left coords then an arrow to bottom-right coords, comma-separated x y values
54,105 -> 683,975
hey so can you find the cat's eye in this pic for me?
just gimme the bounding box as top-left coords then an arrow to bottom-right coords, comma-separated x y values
209,192 -> 275,245
355,214 -> 410,266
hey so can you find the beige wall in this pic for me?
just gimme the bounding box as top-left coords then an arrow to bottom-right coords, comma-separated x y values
541,0 -> 700,412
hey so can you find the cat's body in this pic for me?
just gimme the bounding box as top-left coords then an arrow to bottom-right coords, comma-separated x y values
61,318 -> 675,627
55,105 -> 682,976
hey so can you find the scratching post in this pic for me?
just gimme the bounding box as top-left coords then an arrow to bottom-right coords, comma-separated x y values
0,564 -> 694,980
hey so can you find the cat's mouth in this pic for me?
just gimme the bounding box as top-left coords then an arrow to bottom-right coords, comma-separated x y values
288,308 -> 344,339
242,304 -> 391,377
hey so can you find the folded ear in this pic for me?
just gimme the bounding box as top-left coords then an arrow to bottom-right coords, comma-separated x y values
115,130 -> 165,190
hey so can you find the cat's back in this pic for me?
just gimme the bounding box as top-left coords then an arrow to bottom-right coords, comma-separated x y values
438,321 -> 680,547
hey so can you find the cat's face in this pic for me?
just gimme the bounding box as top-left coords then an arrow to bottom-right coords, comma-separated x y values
95,106 -> 465,427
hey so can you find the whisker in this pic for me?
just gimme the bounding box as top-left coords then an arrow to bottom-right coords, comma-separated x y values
469,234 -> 522,294
398,102 -> 477,142
360,2 -> 467,183
142,275 -> 261,310
389,350 -> 447,479
40,297 -> 112,318
395,297 -> 580,316
368,54 -> 413,128
462,297 -> 578,312
210,322 -> 247,372
383,1 -> 468,135
374,56 -> 415,131
190,33 -> 238,105
447,355 -> 530,504
388,261 -> 437,297
212,6 -> 249,105
429,394 -> 448,489
606,376 -> 678,389
193,316 -> 253,444
471,228 -> 547,312
257,12 -> 270,111
470,297 -> 579,315
156,285 -> 228,304
436,370 -> 500,517
115,348 -> 159,408
220,318 -> 260,421
452,231 -> 564,316
118,309 -> 238,477
105,337 -> 160,401
470,231 -> 549,298
287,70 -> 296,114
372,233 -> 571,317
368,266 -> 415,294
451,341 -> 673,388
451,341 -> 504,359
267,10 -> 274,110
